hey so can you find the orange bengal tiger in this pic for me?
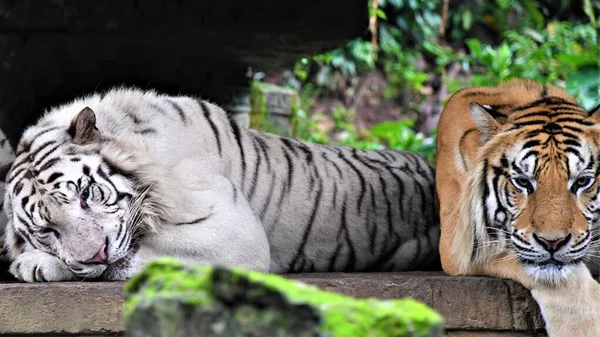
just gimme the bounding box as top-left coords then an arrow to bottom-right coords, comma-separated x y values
436,79 -> 600,337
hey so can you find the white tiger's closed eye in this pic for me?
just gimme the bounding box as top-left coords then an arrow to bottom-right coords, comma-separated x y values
40,227 -> 60,239
80,184 -> 93,209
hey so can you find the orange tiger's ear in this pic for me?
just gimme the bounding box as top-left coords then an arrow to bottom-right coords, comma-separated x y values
588,103 -> 600,123
68,107 -> 101,145
470,102 -> 504,143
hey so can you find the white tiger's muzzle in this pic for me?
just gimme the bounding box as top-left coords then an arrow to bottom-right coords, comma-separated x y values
64,237 -> 109,279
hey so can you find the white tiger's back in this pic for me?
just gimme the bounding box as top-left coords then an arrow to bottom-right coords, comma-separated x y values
5,87 -> 440,280
55,87 -> 440,273
88,88 -> 439,273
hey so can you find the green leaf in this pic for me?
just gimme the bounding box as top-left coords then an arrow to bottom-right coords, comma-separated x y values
523,0 -> 545,30
462,10 -> 473,31
370,120 -> 419,149
466,39 -> 483,57
565,66 -> 600,110
556,53 -> 598,67
583,0 -> 597,28
566,66 -> 600,88
369,8 -> 388,20
387,0 -> 404,8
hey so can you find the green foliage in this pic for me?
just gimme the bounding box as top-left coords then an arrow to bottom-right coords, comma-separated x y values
290,103 -> 437,162
294,39 -> 376,86
380,0 -> 441,44
370,121 -> 437,163
291,108 -> 331,145
261,0 -> 600,162
466,21 -> 600,109
290,83 -> 330,144
332,106 -> 387,151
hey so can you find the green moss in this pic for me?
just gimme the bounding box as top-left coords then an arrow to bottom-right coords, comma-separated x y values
123,258 -> 215,321
234,265 -> 442,337
250,80 -> 299,136
124,258 -> 444,337
289,90 -> 303,139
250,80 -> 276,133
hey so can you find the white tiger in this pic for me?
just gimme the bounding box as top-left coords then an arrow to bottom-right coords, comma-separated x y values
0,127 -> 15,258
2,87 -> 439,281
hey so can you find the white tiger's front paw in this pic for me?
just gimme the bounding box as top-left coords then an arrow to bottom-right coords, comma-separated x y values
9,250 -> 79,282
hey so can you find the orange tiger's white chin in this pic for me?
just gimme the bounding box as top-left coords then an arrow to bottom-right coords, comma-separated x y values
523,260 -> 578,285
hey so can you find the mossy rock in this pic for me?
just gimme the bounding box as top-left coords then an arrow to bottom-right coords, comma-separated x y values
249,81 -> 299,137
124,258 -> 444,337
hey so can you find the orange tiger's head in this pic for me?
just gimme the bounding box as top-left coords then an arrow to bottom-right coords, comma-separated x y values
437,79 -> 600,284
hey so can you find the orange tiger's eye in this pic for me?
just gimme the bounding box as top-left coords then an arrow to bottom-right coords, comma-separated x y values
515,177 -> 529,187
511,176 -> 534,194
575,177 -> 593,188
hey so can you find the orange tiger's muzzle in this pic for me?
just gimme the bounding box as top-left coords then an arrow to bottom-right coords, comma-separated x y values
513,177 -> 590,267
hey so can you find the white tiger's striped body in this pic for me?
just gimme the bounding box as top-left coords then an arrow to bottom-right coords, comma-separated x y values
4,88 -> 439,281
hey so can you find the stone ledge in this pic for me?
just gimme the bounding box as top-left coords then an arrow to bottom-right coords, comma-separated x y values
291,272 -> 544,334
0,272 -> 545,336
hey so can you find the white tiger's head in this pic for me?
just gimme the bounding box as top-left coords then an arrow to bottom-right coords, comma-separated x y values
3,107 -> 152,279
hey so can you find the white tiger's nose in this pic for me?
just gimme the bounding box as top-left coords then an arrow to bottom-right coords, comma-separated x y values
82,242 -> 108,264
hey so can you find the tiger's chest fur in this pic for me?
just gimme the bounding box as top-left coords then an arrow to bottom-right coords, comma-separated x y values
5,88 -> 440,280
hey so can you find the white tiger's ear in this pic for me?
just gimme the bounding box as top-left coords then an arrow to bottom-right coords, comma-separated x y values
68,107 -> 101,145
470,102 -> 504,143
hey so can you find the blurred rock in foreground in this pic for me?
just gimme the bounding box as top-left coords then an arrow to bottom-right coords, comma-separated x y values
124,258 -> 444,337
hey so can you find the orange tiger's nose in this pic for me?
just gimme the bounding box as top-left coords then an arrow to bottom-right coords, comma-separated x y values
533,233 -> 571,253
